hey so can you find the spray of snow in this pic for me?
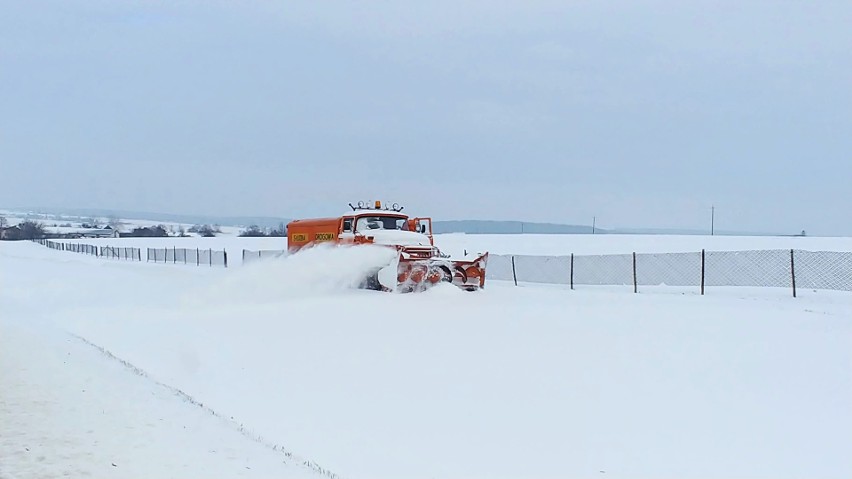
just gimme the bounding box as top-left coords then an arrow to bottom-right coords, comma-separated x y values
196,243 -> 400,304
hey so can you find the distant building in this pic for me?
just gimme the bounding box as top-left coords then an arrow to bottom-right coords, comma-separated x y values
74,227 -> 120,239
0,226 -> 22,240
43,225 -> 121,239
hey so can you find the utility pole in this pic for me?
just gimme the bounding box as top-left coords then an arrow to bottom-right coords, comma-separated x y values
592,216 -> 596,235
711,206 -> 715,236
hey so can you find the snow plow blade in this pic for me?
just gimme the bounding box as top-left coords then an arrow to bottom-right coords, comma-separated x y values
379,249 -> 489,293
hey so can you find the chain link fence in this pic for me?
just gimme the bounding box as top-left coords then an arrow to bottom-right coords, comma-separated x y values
793,250 -> 852,291
239,247 -> 851,295
146,247 -> 228,267
32,240 -> 852,294
242,249 -> 287,264
33,239 -> 141,261
98,246 -> 143,261
491,249 -> 852,296
32,240 -> 227,267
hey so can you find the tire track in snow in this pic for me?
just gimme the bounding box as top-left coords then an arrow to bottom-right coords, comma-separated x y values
69,333 -> 342,479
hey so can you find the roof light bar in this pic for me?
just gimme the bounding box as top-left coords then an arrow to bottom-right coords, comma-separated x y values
348,201 -> 405,212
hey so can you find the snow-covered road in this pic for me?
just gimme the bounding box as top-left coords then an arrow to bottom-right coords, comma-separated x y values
0,317 -> 329,479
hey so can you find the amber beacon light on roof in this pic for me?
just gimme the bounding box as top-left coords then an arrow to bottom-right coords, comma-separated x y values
286,201 -> 489,293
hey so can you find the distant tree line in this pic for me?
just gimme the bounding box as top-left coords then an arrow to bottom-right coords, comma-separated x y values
239,222 -> 286,237
121,224 -> 222,238
187,224 -> 222,237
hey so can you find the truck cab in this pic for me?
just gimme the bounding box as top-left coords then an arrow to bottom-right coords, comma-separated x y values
286,202 -> 433,253
340,213 -> 433,244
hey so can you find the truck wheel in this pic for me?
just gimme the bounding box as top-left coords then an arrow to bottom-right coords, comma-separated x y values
454,266 -> 467,284
361,272 -> 382,291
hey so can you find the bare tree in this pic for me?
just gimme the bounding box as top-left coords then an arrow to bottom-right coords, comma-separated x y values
239,225 -> 266,237
269,222 -> 286,237
198,225 -> 217,237
17,220 -> 47,239
0,216 -> 7,228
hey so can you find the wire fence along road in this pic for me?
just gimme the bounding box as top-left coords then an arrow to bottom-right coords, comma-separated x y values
33,241 -> 852,295
33,239 -> 228,267
488,249 -> 852,296
35,239 -> 142,261
147,247 -> 228,267
242,249 -> 287,263
243,247 -> 852,296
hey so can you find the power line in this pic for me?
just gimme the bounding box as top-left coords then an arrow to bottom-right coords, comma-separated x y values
711,205 -> 715,236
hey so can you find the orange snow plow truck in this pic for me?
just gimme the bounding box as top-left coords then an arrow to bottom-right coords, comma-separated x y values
286,201 -> 488,292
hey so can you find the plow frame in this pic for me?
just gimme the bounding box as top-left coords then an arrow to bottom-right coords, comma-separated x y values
385,247 -> 489,293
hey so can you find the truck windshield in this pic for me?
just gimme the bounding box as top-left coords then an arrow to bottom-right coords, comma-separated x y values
356,216 -> 408,232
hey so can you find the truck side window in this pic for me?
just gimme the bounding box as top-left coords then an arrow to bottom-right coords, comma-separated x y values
343,218 -> 353,232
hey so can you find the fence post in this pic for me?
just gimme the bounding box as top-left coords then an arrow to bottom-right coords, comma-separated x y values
197,248 -> 200,266
209,248 -> 212,266
224,250 -> 228,268
570,253 -> 574,290
701,249 -> 705,295
632,252 -> 637,293
511,255 -> 518,286
242,249 -> 246,262
790,249 -> 797,298
173,246 -> 176,264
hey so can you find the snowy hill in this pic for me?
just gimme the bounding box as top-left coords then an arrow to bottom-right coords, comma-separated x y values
2,207 -> 789,236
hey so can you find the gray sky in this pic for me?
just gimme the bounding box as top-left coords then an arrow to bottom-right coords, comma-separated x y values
2,1 -> 851,235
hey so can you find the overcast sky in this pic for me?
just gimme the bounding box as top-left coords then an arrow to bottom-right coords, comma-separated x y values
2,1 -> 851,234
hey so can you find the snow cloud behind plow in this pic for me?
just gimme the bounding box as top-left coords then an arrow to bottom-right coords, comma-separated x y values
194,243 -> 400,304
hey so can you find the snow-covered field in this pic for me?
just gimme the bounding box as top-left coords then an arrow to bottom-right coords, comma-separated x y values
436,232 -> 852,256
2,234 -> 852,479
